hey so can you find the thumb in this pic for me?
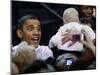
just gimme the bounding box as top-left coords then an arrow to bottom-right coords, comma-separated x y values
81,39 -> 87,46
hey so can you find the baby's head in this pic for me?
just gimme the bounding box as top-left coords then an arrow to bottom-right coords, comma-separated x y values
63,8 -> 79,24
17,15 -> 41,48
12,47 -> 37,72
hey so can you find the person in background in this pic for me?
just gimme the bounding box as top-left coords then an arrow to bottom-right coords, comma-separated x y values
78,5 -> 96,32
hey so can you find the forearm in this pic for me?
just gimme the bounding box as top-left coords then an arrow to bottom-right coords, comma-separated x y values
69,49 -> 95,70
90,46 -> 96,57
80,48 -> 95,63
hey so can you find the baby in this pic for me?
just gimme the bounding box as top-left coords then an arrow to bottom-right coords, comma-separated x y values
49,8 -> 95,52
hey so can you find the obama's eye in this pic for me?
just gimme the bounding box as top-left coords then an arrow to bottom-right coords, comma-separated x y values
27,27 -> 34,31
37,26 -> 41,31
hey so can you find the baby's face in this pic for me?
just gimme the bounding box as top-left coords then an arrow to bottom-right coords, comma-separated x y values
20,19 -> 41,48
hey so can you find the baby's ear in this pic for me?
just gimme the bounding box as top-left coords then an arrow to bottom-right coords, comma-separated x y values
17,29 -> 23,39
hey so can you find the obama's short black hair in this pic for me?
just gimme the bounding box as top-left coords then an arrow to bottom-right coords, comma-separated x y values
18,15 -> 40,29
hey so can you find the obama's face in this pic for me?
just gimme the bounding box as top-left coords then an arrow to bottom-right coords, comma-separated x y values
17,19 -> 41,48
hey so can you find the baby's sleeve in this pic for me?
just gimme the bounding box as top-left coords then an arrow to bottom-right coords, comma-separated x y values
48,35 -> 57,48
83,25 -> 95,40
37,46 -> 54,60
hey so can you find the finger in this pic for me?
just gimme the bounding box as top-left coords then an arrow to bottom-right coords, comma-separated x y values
68,41 -> 76,47
62,38 -> 71,45
62,29 -> 73,36
81,39 -> 90,48
81,29 -> 90,40
65,29 -> 71,32
62,34 -> 72,45
62,35 -> 69,41
62,32 -> 69,36
81,39 -> 86,45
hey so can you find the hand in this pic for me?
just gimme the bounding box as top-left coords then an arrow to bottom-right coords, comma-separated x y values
62,30 -> 73,45
61,30 -> 80,47
81,29 -> 96,56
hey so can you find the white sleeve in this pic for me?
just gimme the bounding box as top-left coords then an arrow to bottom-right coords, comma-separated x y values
48,35 -> 57,48
12,45 -> 19,58
12,41 -> 35,58
48,26 -> 64,48
83,25 -> 95,40
49,24 -> 70,49
37,46 -> 54,60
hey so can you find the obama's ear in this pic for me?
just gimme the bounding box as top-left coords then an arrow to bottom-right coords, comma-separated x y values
17,29 -> 23,39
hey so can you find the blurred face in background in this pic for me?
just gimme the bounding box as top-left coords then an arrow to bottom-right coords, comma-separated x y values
80,6 -> 93,17
17,19 -> 41,48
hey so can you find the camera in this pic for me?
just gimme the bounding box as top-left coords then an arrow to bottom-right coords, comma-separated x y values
72,34 -> 84,41
65,58 -> 73,66
64,57 -> 73,70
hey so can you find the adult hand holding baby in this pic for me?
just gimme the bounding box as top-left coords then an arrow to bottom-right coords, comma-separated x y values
62,29 -> 81,47
81,29 -> 95,56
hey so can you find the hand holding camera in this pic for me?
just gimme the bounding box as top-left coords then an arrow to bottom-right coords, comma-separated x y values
62,29 -> 84,47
